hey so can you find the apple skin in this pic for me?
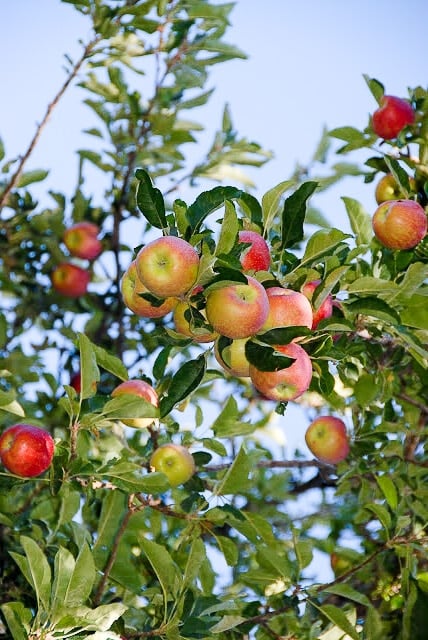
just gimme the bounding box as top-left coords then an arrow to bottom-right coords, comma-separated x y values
173,300 -> 218,343
70,371 -> 82,393
214,337 -> 250,377
238,230 -> 271,272
0,424 -> 55,478
205,276 -> 269,339
111,379 -> 159,429
249,342 -> 312,402
63,222 -> 102,260
301,280 -> 333,329
372,199 -> 427,250
135,236 -> 200,298
375,173 -> 416,205
51,263 -> 90,297
372,95 -> 415,140
305,416 -> 350,465
261,287 -> 313,333
121,260 -> 177,318
150,443 -> 195,487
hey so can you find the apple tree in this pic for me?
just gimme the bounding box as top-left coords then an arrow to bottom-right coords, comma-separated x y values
0,2 -> 427,639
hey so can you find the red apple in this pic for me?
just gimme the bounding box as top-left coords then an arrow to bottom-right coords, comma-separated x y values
261,287 -> 313,333
301,280 -> 333,329
374,173 -> 416,205
121,261 -> 177,318
249,342 -> 312,402
173,300 -> 218,343
135,236 -> 200,298
111,379 -> 159,429
238,230 -> 271,272
150,443 -> 195,487
305,416 -> 350,464
372,199 -> 427,250
214,337 -> 250,377
372,95 -> 415,140
205,276 -> 269,339
63,222 -> 102,260
70,371 -> 82,393
0,424 -> 54,478
51,263 -> 90,297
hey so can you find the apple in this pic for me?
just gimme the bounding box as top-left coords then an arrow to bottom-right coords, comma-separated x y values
301,280 -> 333,329
249,342 -> 312,402
111,379 -> 159,429
305,416 -> 350,465
372,199 -> 427,250
205,275 -> 269,339
173,300 -> 218,343
70,371 -> 82,393
51,263 -> 90,297
135,236 -> 200,298
375,173 -> 416,205
261,286 -> 313,333
372,95 -> 415,140
63,222 -> 102,260
149,443 -> 195,487
238,230 -> 271,272
121,260 -> 177,318
214,336 -> 250,377
0,424 -> 55,478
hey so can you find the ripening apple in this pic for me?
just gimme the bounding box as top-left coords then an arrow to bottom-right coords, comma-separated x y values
301,280 -> 333,329
0,424 -> 55,478
261,286 -> 313,333
121,261 -> 177,318
371,95 -> 415,140
214,337 -> 250,377
150,443 -> 195,487
111,379 -> 159,429
249,342 -> 312,402
63,222 -> 102,260
372,199 -> 427,250
51,263 -> 90,297
205,276 -> 269,339
238,230 -> 271,272
173,300 -> 218,343
305,416 -> 350,464
375,173 -> 416,205
135,236 -> 200,298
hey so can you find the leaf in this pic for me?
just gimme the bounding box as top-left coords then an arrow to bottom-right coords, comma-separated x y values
93,491 -> 128,569
215,535 -> 239,566
78,333 -> 100,400
364,502 -> 391,533
14,536 -> 51,612
376,474 -> 398,511
262,179 -> 295,232
210,615 -> 246,633
215,199 -> 239,256
301,228 -> 351,267
182,538 -> 207,589
363,73 -> 384,103
135,168 -> 167,229
0,602 -> 32,640
16,169 -> 49,187
324,583 -> 371,608
211,396 -> 254,438
281,181 -> 318,249
345,296 -> 400,324
342,196 -> 372,245
92,343 -> 128,381
159,354 -> 206,417
215,444 -> 251,496
139,537 -> 180,604
100,394 -> 159,421
245,340 -> 295,372
319,604 -> 360,640
186,185 -> 262,234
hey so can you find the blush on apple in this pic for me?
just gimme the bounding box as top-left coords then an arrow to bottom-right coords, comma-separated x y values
305,416 -> 350,464
150,443 -> 195,487
372,199 -> 427,250
0,424 -> 55,477
372,95 -> 415,140
111,379 -> 159,429
261,286 -> 313,333
121,260 -> 177,318
135,236 -> 200,298
301,280 -> 333,329
249,342 -> 312,402
205,276 -> 269,339
51,263 -> 90,297
63,222 -> 102,260
238,230 -> 271,272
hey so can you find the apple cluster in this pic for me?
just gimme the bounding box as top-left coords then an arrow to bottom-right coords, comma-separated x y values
51,222 -> 103,297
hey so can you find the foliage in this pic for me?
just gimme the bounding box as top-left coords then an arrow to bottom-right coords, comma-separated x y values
0,2 -> 428,640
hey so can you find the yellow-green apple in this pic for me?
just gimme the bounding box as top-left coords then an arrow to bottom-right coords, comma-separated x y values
372,95 -> 415,140
121,260 -> 177,318
249,342 -> 312,401
150,443 -> 195,487
214,337 -> 250,377
238,230 -> 271,272
63,222 -> 102,260
301,280 -> 333,329
261,286 -> 313,333
173,300 -> 218,343
372,199 -> 427,250
51,263 -> 90,297
111,379 -> 159,429
375,173 -> 416,205
0,424 -> 54,478
135,236 -> 200,298
305,416 -> 350,464
205,276 -> 269,339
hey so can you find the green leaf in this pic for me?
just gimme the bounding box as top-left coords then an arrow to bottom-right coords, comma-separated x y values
78,333 -> 100,400
245,340 -> 295,372
139,537 -> 180,604
262,179 -> 294,233
364,502 -> 391,533
211,396 -> 254,438
301,228 -> 351,267
14,536 -> 51,612
215,444 -> 251,496
0,602 -> 32,640
376,474 -> 398,511
342,196 -> 373,245
215,199 -> 239,255
135,168 -> 167,229
215,535 -> 239,566
324,583 -> 371,608
182,538 -> 207,589
100,394 -> 159,421
159,354 -> 206,417
345,296 -> 400,324
186,186 -> 262,234
92,343 -> 128,381
16,169 -> 49,188
281,181 -> 318,249
210,615 -> 246,633
363,74 -> 384,103
93,491 -> 128,570
318,604 -> 359,640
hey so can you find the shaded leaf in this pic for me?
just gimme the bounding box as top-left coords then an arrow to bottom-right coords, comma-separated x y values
160,355 -> 206,417
281,181 -> 318,249
135,168 -> 167,229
